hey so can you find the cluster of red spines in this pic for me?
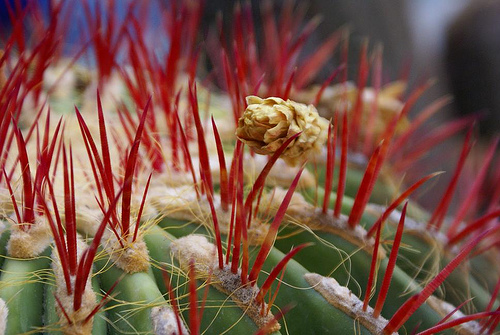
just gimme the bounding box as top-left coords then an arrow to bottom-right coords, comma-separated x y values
385,228 -> 499,334
1,0 -> 71,104
209,8 -> 499,324
207,0 -> 342,124
308,35 -> 484,178
314,40 -> 500,334
38,143 -> 120,324
185,93 -> 311,315
3,112 -> 61,230
117,0 -> 204,173
76,93 -> 151,246
81,0 -> 136,85
1,89 -> 117,322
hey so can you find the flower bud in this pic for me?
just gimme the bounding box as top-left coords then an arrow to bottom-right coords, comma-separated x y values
236,96 -> 329,166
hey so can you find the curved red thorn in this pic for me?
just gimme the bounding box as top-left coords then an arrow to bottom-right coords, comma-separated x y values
390,96 -> 452,157
13,126 -> 34,225
282,68 -> 296,101
416,311 -> 499,335
436,298 -> 474,326
447,136 -> 499,237
160,269 -> 184,335
427,126 -> 474,231
54,295 -> 73,325
334,111 -> 349,218
486,277 -> 500,313
96,90 -> 115,197
133,173 -> 152,243
225,141 -> 242,265
313,64 -> 345,106
295,29 -> 342,89
382,79 -> 434,162
486,306 -> 500,333
373,202 -> 408,318
121,97 -> 151,239
63,145 -> 77,275
188,259 -> 199,335
239,154 -> 250,283
348,142 -> 383,228
248,166 -> 304,285
363,209 -> 383,311
367,171 -> 442,237
202,173 -> 224,269
74,187 -> 124,311
211,117 -> 229,211
244,132 -> 301,213
254,304 -> 294,335
3,168 -> 21,224
84,277 -> 121,324
189,82 -> 213,197
174,103 -> 199,198
75,106 -> 111,206
37,185 -> 72,295
447,209 -> 500,246
257,243 -> 312,303
384,228 -> 494,333
322,119 -> 336,213
231,150 -> 246,275
393,114 -> 477,172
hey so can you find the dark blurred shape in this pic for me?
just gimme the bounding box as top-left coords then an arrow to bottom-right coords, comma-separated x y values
446,0 -> 500,140
200,0 -> 411,84
0,0 -> 27,33
310,0 -> 411,81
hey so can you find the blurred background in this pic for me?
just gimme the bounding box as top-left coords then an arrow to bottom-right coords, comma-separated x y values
203,0 -> 500,141
2,0 -> 499,141
2,0 -> 499,140
1,0 -> 498,212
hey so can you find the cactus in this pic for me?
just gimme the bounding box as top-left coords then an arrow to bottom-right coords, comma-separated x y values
0,1 -> 499,334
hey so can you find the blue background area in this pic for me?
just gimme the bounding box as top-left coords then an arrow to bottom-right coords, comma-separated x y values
0,0 -> 166,67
